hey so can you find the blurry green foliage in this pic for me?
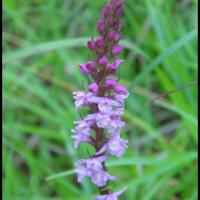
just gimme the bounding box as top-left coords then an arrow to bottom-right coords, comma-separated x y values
3,0 -> 197,199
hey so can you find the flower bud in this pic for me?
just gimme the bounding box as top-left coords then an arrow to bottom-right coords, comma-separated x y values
108,30 -> 121,41
107,65 -> 117,73
96,20 -> 106,32
113,59 -> 124,67
88,82 -> 99,93
86,61 -> 96,70
87,40 -> 96,50
107,59 -> 124,73
112,44 -> 123,56
114,84 -> 128,94
95,37 -> 104,49
105,78 -> 117,89
102,5 -> 110,17
114,33 -> 121,41
99,56 -> 108,66
79,64 -> 90,75
114,7 -> 122,16
108,30 -> 116,40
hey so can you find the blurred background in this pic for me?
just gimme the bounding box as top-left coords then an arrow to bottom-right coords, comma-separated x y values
2,0 -> 198,199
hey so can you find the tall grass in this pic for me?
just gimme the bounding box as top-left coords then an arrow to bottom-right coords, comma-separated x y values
3,0 -> 198,199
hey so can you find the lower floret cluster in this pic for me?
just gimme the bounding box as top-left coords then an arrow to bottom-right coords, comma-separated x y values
72,88 -> 129,197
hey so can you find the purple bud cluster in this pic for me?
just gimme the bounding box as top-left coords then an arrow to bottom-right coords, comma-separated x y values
72,0 -> 128,199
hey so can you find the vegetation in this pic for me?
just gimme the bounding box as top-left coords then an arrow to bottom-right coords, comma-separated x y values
3,0 -> 198,199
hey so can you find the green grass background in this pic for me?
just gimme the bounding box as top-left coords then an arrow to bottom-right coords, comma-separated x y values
3,0 -> 198,199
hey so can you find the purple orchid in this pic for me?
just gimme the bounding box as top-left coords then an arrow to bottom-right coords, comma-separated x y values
96,136 -> 128,158
72,0 -> 128,199
95,187 -> 127,200
76,156 -> 115,187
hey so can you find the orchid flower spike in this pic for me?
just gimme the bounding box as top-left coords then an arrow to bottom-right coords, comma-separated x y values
72,1 -> 128,199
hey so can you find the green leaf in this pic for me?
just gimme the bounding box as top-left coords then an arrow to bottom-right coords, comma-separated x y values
129,29 -> 197,87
